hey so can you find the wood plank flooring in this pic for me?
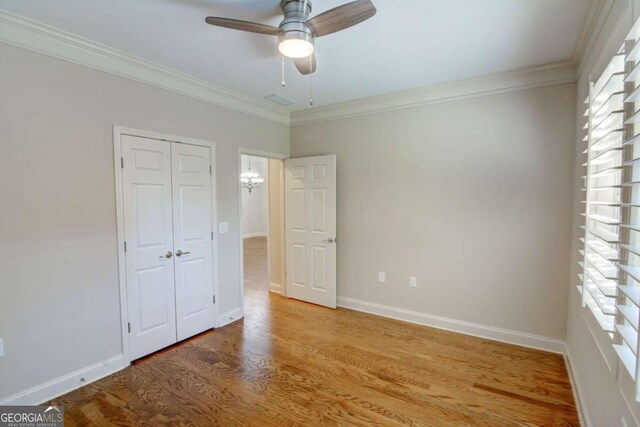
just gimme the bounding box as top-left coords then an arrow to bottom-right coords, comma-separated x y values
49,237 -> 579,426
243,236 -> 269,292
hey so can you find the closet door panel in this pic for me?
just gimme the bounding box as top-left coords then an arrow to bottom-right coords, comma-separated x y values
171,143 -> 215,341
122,135 -> 177,360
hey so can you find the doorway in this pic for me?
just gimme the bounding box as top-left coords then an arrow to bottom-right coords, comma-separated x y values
238,150 -> 338,312
239,152 -> 286,306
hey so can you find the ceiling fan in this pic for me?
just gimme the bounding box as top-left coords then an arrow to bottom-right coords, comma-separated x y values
205,0 -> 377,75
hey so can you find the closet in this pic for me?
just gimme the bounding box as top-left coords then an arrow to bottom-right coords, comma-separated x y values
121,134 -> 215,360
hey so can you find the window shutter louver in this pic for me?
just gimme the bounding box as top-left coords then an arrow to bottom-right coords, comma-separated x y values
581,19 -> 640,395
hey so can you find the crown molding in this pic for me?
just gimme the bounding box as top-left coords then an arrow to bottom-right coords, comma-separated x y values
290,62 -> 577,126
0,9 -> 579,129
575,0 -> 617,79
573,0 -> 606,66
0,10 -> 290,126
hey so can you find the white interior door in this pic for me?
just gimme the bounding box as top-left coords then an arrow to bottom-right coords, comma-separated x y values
285,155 -> 337,308
171,143 -> 215,341
122,136 -> 215,361
122,135 -> 177,360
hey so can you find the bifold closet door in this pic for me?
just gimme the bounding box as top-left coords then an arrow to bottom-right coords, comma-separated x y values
122,135 -> 178,361
171,143 -> 215,341
123,136 -> 215,361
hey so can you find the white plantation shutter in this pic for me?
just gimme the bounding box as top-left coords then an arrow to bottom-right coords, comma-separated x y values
617,27 -> 640,386
580,18 -> 640,396
581,49 -> 623,340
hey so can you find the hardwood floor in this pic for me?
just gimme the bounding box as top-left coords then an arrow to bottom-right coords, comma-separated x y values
243,236 -> 269,292
49,237 -> 579,426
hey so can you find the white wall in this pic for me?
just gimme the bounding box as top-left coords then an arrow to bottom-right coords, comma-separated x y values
567,1 -> 640,426
0,43 -> 288,402
290,83 -> 576,343
241,155 -> 269,238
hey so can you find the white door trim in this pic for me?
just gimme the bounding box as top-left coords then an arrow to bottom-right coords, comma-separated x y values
113,126 -> 219,365
237,147 -> 288,317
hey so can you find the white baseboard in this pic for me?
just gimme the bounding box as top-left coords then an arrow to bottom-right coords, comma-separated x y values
0,354 -> 125,405
269,282 -> 283,294
217,308 -> 244,328
563,344 -> 590,427
337,296 -> 566,354
243,232 -> 267,239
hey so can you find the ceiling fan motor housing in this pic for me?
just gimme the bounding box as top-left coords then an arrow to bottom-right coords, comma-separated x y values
279,0 -> 315,49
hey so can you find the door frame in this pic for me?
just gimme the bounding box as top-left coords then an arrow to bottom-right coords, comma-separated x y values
113,126 -> 219,365
237,147 -> 288,316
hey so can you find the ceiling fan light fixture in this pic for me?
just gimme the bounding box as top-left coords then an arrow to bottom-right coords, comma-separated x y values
279,39 -> 314,58
278,31 -> 315,59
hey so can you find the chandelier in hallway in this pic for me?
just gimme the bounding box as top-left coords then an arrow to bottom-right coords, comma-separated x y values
241,156 -> 264,193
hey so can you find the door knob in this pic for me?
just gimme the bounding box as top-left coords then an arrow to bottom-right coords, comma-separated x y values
161,251 -> 173,259
176,250 -> 191,257
323,238 -> 335,243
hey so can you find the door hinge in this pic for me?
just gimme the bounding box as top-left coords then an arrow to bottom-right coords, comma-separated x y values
210,165 -> 212,175
213,295 -> 216,304
211,231 -> 214,240
124,241 -> 127,252
121,157 -> 124,169
127,322 -> 131,333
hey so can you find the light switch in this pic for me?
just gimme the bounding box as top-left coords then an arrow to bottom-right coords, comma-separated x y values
410,277 -> 417,288
378,272 -> 385,283
218,222 -> 229,234
0,338 -> 4,357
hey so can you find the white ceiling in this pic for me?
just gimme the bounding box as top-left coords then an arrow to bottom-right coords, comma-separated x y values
0,0 -> 592,110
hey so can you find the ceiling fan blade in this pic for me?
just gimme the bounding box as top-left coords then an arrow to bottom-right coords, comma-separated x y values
293,53 -> 317,75
306,0 -> 376,37
205,17 -> 280,36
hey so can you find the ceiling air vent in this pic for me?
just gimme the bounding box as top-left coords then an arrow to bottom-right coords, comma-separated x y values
264,94 -> 295,106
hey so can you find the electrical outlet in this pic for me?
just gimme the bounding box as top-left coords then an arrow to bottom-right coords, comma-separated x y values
0,338 -> 4,357
378,272 -> 386,283
410,276 -> 417,287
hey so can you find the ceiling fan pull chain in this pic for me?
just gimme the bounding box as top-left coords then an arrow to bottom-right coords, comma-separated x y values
281,55 -> 286,87
309,54 -> 314,106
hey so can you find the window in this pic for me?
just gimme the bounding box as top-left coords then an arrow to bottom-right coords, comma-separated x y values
580,19 -> 640,398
